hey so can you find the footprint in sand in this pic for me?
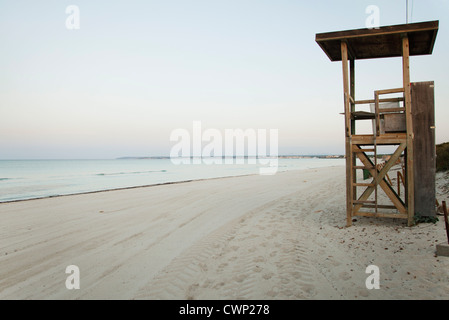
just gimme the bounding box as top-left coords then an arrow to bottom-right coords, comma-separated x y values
263,272 -> 274,280
234,274 -> 246,283
252,265 -> 262,273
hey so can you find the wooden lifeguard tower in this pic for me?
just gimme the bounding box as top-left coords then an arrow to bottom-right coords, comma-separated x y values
316,21 -> 439,227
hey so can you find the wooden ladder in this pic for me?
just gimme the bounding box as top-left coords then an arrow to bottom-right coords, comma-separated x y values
352,146 -> 378,208
350,92 -> 381,212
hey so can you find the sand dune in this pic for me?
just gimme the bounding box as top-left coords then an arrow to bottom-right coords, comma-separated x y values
0,166 -> 448,300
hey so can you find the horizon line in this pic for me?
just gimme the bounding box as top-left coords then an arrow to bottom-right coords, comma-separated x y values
0,154 -> 346,161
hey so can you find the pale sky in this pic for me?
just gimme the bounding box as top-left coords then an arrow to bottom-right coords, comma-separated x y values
1,0 -> 448,159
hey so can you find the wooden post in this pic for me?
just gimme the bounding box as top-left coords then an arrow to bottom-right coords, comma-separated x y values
443,201 -> 449,244
350,59 -> 357,203
350,59 -> 355,128
402,36 -> 414,227
341,41 -> 353,227
412,82 -> 436,217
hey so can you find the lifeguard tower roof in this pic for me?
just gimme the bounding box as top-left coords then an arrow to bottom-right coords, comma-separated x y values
315,20 -> 439,61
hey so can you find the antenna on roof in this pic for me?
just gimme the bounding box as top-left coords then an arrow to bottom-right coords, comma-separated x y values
406,0 -> 409,24
406,0 -> 414,24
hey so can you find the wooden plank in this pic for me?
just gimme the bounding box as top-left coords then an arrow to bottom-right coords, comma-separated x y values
403,36 -> 415,227
350,59 -> 357,203
353,148 -> 375,153
353,183 -> 375,187
341,41 -> 353,227
353,200 -> 376,204
383,113 -> 406,133
352,134 -> 407,145
378,107 -> 405,113
351,111 -> 375,120
350,59 -> 355,115
315,21 -> 439,42
443,201 -> 449,244
411,81 -> 436,217
355,99 -> 375,105
375,92 -> 380,135
342,42 -> 351,138
355,97 -> 404,105
397,171 -> 404,197
360,204 -> 398,209
381,97 -> 404,103
354,212 -> 408,219
376,87 -> 405,95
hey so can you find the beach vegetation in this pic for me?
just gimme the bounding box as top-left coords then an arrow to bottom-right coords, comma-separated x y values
436,142 -> 449,172
412,215 -> 439,225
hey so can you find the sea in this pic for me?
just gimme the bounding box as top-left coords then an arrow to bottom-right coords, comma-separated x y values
0,158 -> 345,202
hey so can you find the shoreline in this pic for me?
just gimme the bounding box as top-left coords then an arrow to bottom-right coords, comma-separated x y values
1,166 -> 448,300
0,174 -> 259,205
0,165 -> 345,204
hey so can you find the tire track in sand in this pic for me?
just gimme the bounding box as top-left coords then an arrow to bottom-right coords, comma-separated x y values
135,191 -> 327,300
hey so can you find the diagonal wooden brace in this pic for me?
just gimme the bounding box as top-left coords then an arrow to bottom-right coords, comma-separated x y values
352,143 -> 407,215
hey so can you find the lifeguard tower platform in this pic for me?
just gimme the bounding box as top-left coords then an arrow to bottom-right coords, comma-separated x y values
316,21 -> 439,227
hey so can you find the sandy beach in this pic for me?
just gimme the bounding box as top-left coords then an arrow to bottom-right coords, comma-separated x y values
0,165 -> 448,300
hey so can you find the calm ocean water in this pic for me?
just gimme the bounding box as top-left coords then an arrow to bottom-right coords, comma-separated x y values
0,158 -> 344,202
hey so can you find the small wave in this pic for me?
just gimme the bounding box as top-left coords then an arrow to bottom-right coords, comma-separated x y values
96,170 -> 167,176
0,178 -> 12,181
